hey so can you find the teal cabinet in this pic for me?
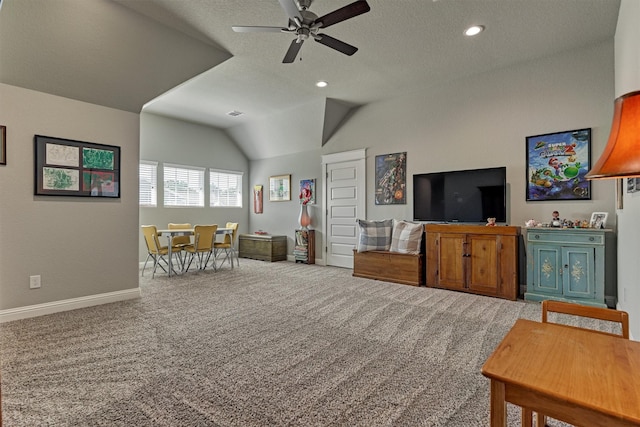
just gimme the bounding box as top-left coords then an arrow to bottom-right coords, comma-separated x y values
525,228 -> 613,308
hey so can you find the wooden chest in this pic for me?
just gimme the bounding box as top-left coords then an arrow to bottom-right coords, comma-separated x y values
239,234 -> 287,262
352,249 -> 424,286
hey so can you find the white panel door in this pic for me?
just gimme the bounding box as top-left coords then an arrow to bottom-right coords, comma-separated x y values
325,157 -> 365,268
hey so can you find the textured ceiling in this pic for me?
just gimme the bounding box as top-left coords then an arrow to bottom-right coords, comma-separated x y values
0,0 -> 621,160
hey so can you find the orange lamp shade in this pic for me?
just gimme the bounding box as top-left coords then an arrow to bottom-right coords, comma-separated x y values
586,90 -> 640,179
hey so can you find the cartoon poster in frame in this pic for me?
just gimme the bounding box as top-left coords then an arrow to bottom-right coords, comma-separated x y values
525,128 -> 591,201
375,152 -> 406,205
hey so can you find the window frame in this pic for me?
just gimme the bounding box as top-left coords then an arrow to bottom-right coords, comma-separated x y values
163,163 -> 205,208
139,160 -> 158,207
209,168 -> 243,208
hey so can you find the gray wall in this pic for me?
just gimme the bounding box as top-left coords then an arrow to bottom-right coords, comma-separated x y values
139,113 -> 250,261
321,40 -> 616,226
0,83 -> 140,312
249,149 -> 323,261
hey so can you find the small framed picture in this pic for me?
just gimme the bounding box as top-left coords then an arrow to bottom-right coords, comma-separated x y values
269,174 -> 291,201
589,212 -> 608,229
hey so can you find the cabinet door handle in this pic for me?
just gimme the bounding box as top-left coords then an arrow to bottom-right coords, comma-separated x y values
589,237 -> 595,241
534,235 -> 540,239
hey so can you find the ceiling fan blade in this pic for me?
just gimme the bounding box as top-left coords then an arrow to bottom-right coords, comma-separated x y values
232,26 -> 290,33
314,34 -> 358,56
315,0 -> 370,29
283,39 -> 304,63
278,0 -> 303,23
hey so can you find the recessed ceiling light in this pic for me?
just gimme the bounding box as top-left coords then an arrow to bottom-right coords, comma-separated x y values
316,81 -> 328,88
464,25 -> 484,37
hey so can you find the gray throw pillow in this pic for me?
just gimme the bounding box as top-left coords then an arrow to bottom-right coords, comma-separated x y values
356,219 -> 393,252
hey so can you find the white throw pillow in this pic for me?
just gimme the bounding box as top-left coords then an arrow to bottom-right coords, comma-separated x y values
389,219 -> 423,254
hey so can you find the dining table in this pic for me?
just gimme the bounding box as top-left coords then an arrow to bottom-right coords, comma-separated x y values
481,318 -> 640,427
157,227 -> 233,277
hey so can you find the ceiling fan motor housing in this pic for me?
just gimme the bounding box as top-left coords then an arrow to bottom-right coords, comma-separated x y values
296,0 -> 314,11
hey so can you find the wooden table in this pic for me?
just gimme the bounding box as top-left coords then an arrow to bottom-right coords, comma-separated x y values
481,319 -> 640,427
157,228 -> 233,276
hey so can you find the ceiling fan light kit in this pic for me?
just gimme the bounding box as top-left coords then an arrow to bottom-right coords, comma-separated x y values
232,0 -> 371,63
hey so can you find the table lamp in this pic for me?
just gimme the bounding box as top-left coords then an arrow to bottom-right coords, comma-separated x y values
586,90 -> 640,179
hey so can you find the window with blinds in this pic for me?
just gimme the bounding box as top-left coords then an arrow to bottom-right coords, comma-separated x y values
139,161 -> 158,207
210,169 -> 243,207
163,164 -> 205,207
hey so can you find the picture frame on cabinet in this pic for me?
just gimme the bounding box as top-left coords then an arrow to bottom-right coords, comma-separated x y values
589,212 -> 608,229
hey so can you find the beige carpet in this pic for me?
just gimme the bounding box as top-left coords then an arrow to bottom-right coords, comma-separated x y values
0,260 -> 618,426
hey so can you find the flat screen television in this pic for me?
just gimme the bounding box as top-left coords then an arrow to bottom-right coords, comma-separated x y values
413,166 -> 507,223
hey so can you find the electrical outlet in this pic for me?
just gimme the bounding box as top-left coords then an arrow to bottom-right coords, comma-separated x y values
29,275 -> 41,289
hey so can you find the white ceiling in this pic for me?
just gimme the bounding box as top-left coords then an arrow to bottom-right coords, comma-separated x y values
0,0 -> 621,160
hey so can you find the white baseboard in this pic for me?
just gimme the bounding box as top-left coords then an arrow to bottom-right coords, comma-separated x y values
0,288 -> 141,323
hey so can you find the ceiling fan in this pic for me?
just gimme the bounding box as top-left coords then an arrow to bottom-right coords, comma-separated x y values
232,0 -> 370,63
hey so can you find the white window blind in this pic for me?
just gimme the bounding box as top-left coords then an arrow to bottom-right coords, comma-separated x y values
164,164 -> 205,207
210,169 -> 243,207
139,161 -> 157,207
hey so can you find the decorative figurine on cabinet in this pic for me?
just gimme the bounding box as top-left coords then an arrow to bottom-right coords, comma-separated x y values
486,217 -> 496,226
551,210 -> 561,227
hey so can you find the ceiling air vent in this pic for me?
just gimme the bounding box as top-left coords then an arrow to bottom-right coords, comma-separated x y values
227,110 -> 243,117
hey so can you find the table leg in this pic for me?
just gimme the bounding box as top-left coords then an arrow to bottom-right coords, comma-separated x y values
522,408 -> 533,427
166,234 -> 173,277
490,380 -> 507,427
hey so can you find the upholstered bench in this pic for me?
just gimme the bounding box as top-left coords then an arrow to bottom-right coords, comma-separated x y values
351,218 -> 425,287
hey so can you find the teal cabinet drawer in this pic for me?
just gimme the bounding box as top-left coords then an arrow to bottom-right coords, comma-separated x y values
527,230 -> 604,246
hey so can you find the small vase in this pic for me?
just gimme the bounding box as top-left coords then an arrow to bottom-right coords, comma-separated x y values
298,204 -> 311,229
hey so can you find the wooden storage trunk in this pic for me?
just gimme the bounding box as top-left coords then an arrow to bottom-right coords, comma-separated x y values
239,234 -> 287,262
352,249 -> 424,286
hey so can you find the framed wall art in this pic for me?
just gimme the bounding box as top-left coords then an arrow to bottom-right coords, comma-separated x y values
34,135 -> 120,198
627,177 -> 640,193
0,125 -> 6,165
253,185 -> 263,213
375,151 -> 406,205
299,178 -> 315,205
269,174 -> 290,201
525,128 -> 591,201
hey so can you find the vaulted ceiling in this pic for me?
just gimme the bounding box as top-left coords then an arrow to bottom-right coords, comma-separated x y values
0,0 -> 620,160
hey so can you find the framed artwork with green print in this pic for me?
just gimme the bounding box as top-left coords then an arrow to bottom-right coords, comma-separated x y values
34,135 -> 120,198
